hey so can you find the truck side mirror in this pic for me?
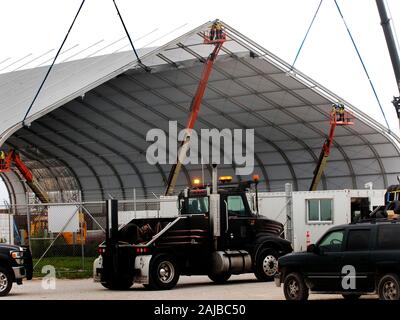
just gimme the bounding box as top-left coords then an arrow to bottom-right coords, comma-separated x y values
307,244 -> 318,254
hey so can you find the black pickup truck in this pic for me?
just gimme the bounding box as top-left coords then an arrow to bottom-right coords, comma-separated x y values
276,219 -> 400,300
0,244 -> 33,296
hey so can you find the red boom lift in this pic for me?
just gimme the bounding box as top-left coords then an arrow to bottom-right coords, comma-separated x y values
164,22 -> 226,195
309,107 -> 354,191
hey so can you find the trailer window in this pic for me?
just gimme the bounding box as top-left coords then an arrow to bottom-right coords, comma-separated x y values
187,197 -> 209,214
307,199 -> 332,223
227,195 -> 246,216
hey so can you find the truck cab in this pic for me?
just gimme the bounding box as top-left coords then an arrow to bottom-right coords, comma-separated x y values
94,173 -> 292,290
0,244 -> 33,296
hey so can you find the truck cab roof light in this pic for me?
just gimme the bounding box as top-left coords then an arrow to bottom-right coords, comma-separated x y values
219,176 -> 232,183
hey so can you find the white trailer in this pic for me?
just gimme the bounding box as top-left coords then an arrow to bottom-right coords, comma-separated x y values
258,189 -> 386,251
117,189 -> 386,252
0,213 -> 13,244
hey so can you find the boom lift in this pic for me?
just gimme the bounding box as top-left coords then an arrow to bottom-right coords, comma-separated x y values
0,150 -> 49,203
309,107 -> 354,191
164,22 -> 226,196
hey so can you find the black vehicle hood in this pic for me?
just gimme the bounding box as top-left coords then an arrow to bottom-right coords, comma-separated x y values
278,251 -> 310,264
0,244 -> 22,252
256,215 -> 284,236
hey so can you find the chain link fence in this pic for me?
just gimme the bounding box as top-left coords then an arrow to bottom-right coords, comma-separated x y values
6,195 -> 178,279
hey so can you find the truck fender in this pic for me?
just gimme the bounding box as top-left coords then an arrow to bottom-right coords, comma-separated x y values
93,255 -> 103,282
134,255 -> 152,285
253,237 -> 285,262
0,256 -> 14,281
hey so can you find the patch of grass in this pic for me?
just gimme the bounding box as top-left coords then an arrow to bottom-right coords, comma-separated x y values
33,256 -> 96,279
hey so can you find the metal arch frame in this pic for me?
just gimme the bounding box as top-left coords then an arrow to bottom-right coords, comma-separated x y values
14,127 -> 105,200
83,89 -> 173,184
0,172 -> 15,207
120,74 -> 246,183
106,76 -> 236,183
146,54 -> 296,189
72,96 -> 169,186
52,107 -> 149,197
176,43 -> 328,190
211,45 -> 354,189
223,26 -> 392,188
96,82 -> 205,184
6,136 -> 83,200
35,118 -> 127,200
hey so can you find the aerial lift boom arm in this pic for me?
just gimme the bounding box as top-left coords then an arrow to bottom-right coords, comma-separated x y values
309,118 -> 337,191
164,26 -> 226,196
309,109 -> 353,191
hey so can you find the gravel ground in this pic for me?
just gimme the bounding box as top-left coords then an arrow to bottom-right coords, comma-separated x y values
2,274 -> 378,300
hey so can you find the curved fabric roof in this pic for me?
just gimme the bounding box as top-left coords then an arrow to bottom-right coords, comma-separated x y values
1,21 -> 400,203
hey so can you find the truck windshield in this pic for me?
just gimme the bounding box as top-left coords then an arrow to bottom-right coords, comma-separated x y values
187,197 -> 209,214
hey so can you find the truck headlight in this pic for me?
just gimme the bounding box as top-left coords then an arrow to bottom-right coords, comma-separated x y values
10,251 -> 24,264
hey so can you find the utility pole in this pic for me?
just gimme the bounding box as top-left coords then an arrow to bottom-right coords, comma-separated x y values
376,0 -> 400,127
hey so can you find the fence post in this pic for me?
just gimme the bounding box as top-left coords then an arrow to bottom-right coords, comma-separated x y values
285,183 -> 294,244
26,193 -> 32,249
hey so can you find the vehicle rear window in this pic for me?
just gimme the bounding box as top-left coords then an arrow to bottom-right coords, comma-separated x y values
377,225 -> 400,250
346,229 -> 370,251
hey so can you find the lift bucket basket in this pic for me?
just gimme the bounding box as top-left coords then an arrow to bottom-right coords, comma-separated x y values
330,110 -> 354,125
203,30 -> 227,44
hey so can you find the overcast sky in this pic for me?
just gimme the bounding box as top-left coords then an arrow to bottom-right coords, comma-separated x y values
1,0 -> 400,204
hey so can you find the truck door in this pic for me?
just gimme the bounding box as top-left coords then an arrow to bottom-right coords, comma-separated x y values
341,228 -> 373,292
221,194 -> 254,249
306,229 -> 345,291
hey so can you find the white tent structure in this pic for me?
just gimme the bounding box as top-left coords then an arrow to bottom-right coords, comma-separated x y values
1,21 -> 399,205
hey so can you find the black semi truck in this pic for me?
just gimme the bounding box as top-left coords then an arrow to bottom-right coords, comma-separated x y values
94,169 -> 292,290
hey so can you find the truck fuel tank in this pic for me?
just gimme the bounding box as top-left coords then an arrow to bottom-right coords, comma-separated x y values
211,250 -> 252,275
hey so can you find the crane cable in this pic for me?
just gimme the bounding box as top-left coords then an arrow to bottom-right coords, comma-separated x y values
22,0 -> 149,126
334,0 -> 391,130
112,0 -> 150,71
22,0 -> 86,126
290,0 -> 324,70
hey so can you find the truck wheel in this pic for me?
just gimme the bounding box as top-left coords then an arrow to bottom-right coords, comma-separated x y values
0,267 -> 13,297
378,273 -> 400,300
254,248 -> 279,281
208,273 -> 231,284
283,272 -> 309,301
149,254 -> 180,290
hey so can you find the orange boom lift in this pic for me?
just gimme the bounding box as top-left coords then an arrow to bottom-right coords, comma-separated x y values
164,22 -> 227,195
309,107 -> 354,191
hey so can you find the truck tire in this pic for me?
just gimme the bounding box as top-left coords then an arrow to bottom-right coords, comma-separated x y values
254,248 -> 279,281
0,266 -> 13,297
283,272 -> 309,301
378,273 -> 400,300
148,254 -> 180,290
208,273 -> 231,284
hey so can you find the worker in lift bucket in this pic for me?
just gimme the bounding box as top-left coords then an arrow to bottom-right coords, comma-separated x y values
339,103 -> 345,122
215,21 -> 224,40
0,151 -> 5,168
331,103 -> 340,121
209,21 -> 223,41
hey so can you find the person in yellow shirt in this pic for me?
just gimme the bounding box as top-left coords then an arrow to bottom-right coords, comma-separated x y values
0,151 -> 5,169
339,104 -> 345,122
